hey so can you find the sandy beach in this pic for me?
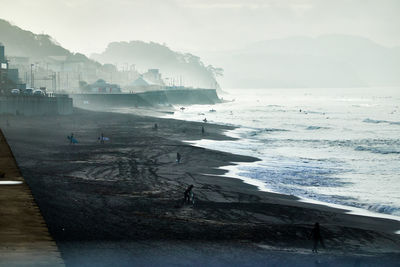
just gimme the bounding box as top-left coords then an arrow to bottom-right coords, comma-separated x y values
1,109 -> 400,266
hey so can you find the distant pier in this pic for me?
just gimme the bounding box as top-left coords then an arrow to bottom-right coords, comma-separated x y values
0,129 -> 64,266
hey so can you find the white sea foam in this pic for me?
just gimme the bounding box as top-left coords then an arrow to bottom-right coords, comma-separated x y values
169,87 -> 400,220
0,181 -> 23,185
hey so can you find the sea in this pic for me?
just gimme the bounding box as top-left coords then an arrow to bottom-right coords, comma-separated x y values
163,87 -> 400,221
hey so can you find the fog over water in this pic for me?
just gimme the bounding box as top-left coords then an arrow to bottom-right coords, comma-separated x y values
2,1 -> 399,216
2,0 -> 399,54
2,0 -> 400,89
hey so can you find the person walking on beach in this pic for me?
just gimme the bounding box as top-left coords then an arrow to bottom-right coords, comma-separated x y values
100,133 -> 104,144
69,133 -> 74,144
184,185 -> 194,204
201,126 -> 205,135
176,152 -> 181,163
154,123 -> 158,131
310,222 -> 325,253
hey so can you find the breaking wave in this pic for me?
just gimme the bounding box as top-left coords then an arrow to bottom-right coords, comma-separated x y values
355,146 -> 400,154
363,118 -> 400,125
306,126 -> 330,130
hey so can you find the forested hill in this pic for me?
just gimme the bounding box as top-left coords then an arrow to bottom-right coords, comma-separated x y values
91,41 -> 223,90
0,18 -> 98,66
0,19 -> 222,90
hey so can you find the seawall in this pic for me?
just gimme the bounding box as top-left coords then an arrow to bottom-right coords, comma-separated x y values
0,95 -> 73,115
71,89 -> 221,108
0,129 -> 64,266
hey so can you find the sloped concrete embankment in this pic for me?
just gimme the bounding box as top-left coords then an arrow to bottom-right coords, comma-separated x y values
71,89 -> 221,108
0,129 -> 64,266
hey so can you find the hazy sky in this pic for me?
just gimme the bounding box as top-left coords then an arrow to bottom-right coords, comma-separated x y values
1,0 -> 399,57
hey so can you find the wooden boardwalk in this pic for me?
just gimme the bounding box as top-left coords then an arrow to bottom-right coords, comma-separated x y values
0,129 -> 64,266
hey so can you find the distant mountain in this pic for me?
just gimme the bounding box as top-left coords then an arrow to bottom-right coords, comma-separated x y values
0,18 -> 221,91
91,41 -> 222,90
0,18 -> 99,66
205,35 -> 400,88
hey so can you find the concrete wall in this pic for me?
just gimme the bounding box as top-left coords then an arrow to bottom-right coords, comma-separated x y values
0,95 -> 73,115
164,89 -> 220,105
72,93 -> 152,108
71,89 -> 221,108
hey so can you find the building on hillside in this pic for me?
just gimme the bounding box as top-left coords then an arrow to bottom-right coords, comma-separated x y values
81,79 -> 121,93
7,69 -> 19,84
142,69 -> 164,86
0,43 -> 15,92
125,75 -> 163,92
0,43 -> 6,64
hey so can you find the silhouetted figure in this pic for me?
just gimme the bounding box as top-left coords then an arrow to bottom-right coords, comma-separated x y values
201,126 -> 205,135
184,185 -> 194,204
310,222 -> 325,253
176,152 -> 181,163
154,123 -> 158,131
67,133 -> 78,144
101,133 -> 104,144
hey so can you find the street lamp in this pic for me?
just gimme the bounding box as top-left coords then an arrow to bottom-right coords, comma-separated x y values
30,63 -> 34,88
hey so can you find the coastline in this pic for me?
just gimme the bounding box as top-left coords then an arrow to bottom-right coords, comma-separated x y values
1,108 -> 400,265
177,110 -> 400,225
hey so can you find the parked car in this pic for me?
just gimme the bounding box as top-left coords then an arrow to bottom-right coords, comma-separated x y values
24,88 -> 34,95
33,89 -> 44,96
11,89 -> 20,95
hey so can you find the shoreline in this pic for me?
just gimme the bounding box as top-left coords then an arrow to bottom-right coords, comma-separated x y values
177,115 -> 400,227
1,108 -> 400,264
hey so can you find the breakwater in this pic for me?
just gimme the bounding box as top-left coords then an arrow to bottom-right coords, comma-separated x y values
71,89 -> 221,108
0,95 -> 73,115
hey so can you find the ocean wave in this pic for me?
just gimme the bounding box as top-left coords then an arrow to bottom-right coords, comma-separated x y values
363,118 -> 400,125
366,204 -> 400,216
264,128 -> 289,132
265,104 -> 282,107
238,161 -> 348,188
306,126 -> 330,130
354,146 -> 400,154
247,128 -> 289,137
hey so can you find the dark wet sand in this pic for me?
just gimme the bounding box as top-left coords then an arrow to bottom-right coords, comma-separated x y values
1,109 -> 399,266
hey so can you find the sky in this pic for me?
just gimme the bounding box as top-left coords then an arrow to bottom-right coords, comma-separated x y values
1,0 -> 400,58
